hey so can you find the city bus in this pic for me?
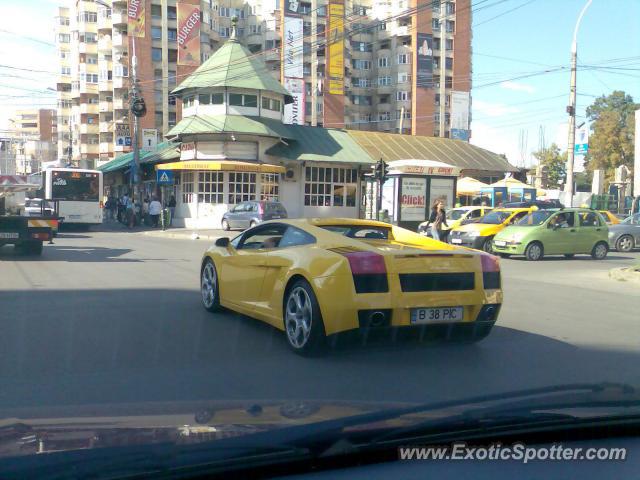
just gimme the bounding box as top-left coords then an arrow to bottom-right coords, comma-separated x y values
29,167 -> 103,225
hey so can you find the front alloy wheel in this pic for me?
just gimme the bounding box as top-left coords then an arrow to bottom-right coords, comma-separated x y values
482,237 -> 493,253
284,281 -> 326,355
201,259 -> 220,312
616,235 -> 633,252
525,242 -> 543,261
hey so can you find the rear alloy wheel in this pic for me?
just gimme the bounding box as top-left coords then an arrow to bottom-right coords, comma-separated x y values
525,242 -> 543,261
221,219 -> 230,231
591,242 -> 608,260
284,280 -> 326,355
482,237 -> 494,253
616,235 -> 634,252
201,259 -> 221,312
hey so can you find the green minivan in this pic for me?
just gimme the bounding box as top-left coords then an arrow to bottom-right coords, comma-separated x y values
492,208 -> 609,261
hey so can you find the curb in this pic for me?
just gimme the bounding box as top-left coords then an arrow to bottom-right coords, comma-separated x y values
141,230 -> 222,241
609,267 -> 640,284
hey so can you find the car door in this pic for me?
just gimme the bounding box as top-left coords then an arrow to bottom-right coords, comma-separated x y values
577,211 -> 605,253
544,211 -> 577,254
226,203 -> 242,228
220,224 -> 288,311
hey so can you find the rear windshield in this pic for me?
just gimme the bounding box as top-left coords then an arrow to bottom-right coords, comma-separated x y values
479,211 -> 511,224
265,202 -> 286,213
320,225 -> 390,240
517,210 -> 554,226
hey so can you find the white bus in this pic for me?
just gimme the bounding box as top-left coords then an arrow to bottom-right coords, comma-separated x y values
30,168 -> 103,225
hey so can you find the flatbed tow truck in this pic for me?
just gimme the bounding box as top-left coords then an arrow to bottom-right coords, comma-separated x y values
0,175 -> 60,256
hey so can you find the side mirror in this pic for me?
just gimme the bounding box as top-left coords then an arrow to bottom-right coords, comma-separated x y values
215,237 -> 230,247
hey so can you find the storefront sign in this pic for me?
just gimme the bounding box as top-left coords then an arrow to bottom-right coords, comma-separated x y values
416,33 -> 433,88
327,1 -> 345,95
128,0 -> 145,38
400,177 -> 427,221
283,16 -> 304,79
180,142 -> 196,160
400,165 -> 458,176
177,1 -> 201,66
283,78 -> 305,125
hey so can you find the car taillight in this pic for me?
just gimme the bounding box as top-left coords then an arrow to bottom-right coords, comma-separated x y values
258,203 -> 264,214
480,253 -> 501,289
342,251 -> 386,274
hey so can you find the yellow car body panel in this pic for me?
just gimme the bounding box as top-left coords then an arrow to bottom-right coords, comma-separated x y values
599,211 -> 620,225
203,218 -> 502,336
450,208 -> 534,238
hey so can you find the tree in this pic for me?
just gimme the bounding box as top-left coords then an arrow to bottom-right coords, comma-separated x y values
532,143 -> 566,187
584,91 -> 637,178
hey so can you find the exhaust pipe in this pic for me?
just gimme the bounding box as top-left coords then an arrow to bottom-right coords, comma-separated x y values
369,311 -> 386,327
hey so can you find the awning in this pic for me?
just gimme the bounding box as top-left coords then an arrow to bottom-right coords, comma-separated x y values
388,159 -> 461,176
456,176 -> 488,195
155,160 -> 285,174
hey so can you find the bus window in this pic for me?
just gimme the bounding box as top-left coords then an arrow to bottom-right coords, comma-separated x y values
51,171 -> 100,202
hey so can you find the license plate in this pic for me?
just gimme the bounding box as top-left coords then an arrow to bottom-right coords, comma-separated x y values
271,215 -> 281,219
451,238 -> 462,244
411,307 -> 464,324
0,232 -> 19,239
494,240 -> 506,247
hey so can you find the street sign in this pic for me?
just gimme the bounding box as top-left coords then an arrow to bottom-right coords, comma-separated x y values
115,124 -> 131,147
574,127 -> 588,154
156,169 -> 174,185
142,128 -> 157,152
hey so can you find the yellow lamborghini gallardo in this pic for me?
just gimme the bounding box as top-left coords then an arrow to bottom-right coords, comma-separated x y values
201,218 -> 502,355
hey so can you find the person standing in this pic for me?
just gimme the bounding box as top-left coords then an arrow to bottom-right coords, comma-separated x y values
424,200 -> 448,242
149,197 -> 162,228
167,195 -> 176,226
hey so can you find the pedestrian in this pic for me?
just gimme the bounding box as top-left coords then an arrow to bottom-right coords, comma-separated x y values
149,196 -> 162,228
424,199 -> 448,242
142,197 -> 150,226
168,195 -> 176,226
126,195 -> 135,228
105,196 -> 116,221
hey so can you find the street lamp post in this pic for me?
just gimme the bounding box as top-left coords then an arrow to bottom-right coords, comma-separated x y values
564,0 -> 593,204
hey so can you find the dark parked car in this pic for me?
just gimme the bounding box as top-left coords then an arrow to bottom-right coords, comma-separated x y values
221,201 -> 288,231
608,212 -> 640,252
503,199 -> 564,209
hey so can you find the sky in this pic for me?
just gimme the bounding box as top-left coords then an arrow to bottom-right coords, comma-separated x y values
1,0 -> 639,168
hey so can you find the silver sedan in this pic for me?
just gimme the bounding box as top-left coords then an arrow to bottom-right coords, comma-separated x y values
608,213 -> 640,252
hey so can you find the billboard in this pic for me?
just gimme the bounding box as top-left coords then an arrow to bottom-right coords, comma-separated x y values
416,33 -> 433,88
400,177 -> 427,221
283,78 -> 305,125
450,91 -> 470,141
177,2 -> 201,66
128,0 -> 145,38
283,16 -> 304,79
327,1 -> 344,95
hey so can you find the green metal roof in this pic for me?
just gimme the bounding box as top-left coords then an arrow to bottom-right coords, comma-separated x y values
166,115 -> 294,139
97,142 -> 180,173
347,131 -> 518,173
171,38 -> 292,99
266,126 -> 373,164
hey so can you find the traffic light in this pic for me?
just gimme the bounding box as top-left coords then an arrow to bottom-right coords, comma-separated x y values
380,159 -> 389,183
131,96 -> 147,117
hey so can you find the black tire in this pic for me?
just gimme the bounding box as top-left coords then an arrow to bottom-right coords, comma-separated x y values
564,254 -> 575,259
498,253 -> 511,259
525,241 -> 544,261
481,237 -> 494,253
201,259 -> 221,312
221,219 -> 230,231
283,279 -> 326,356
616,235 -> 634,253
591,241 -> 608,260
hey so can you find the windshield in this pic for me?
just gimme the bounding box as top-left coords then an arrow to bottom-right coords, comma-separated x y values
448,209 -> 468,220
517,210 -> 554,226
622,214 -> 640,225
51,171 -> 100,202
479,211 -> 511,224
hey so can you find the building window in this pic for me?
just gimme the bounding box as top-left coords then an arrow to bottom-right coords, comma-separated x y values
228,172 -> 257,204
378,57 -> 389,68
354,77 -> 371,88
396,91 -> 409,101
220,27 -> 230,37
229,93 -> 257,107
398,72 -> 410,83
198,171 -> 224,203
168,28 -> 177,41
152,48 -> 162,61
377,76 -> 391,86
181,172 -> 194,203
151,4 -> 161,18
168,112 -> 176,127
78,11 -> 97,23
86,55 -> 98,64
260,173 -> 279,201
446,20 -> 455,33
446,38 -> 454,51
378,112 -> 391,121
220,7 -> 230,17
167,6 -> 177,19
58,33 -> 70,43
304,167 -> 357,207
352,59 -> 371,70
168,49 -> 177,62
397,53 -> 409,64
396,109 -> 411,119
61,66 -> 71,75
83,32 -> 98,43
432,18 -> 439,30
199,94 -> 211,105
261,97 -> 281,111
445,57 -> 453,70
351,95 -> 371,106
152,26 -> 162,39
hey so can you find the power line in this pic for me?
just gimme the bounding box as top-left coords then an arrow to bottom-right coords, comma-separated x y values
474,0 -> 537,27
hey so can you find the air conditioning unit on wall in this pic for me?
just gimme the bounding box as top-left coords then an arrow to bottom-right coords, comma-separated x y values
281,166 -> 296,182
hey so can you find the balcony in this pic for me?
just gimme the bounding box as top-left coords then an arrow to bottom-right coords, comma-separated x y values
393,25 -> 410,37
78,82 -> 98,95
99,142 -> 112,154
264,48 -> 280,62
98,36 -> 112,52
79,42 -> 98,54
113,97 -> 127,110
97,15 -> 111,30
99,121 -> 112,132
112,33 -> 127,49
80,103 -> 99,114
99,100 -> 113,112
247,33 -> 262,45
80,124 -> 99,135
80,144 -> 100,155
112,10 -> 126,26
98,80 -> 112,91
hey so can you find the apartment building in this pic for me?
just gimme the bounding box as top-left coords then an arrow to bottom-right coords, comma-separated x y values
7,109 -> 57,174
55,0 -> 470,167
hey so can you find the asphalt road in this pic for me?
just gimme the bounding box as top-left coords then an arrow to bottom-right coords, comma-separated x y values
1,229 -> 639,415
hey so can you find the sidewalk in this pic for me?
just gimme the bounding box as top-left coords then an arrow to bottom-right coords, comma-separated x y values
95,221 -> 227,241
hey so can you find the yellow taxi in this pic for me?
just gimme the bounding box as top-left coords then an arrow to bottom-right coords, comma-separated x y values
448,207 -> 534,253
598,211 -> 620,225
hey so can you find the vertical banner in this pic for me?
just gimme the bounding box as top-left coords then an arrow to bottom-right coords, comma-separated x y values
128,0 -> 145,38
416,33 -> 433,88
283,16 -> 303,79
450,91 -> 470,141
177,1 -> 201,66
327,0 -> 344,95
283,78 -> 305,125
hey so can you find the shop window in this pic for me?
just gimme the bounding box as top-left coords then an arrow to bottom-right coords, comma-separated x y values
181,172 -> 194,203
229,172 -> 257,204
304,167 -> 357,207
260,173 -> 279,201
229,94 -> 258,107
198,171 -> 224,203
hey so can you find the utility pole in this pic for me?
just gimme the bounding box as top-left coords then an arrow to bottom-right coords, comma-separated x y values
129,37 -> 147,208
438,0 -> 447,137
564,0 -> 593,205
310,0 -> 318,126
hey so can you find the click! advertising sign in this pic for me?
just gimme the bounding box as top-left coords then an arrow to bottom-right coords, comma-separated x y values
400,177 -> 427,221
